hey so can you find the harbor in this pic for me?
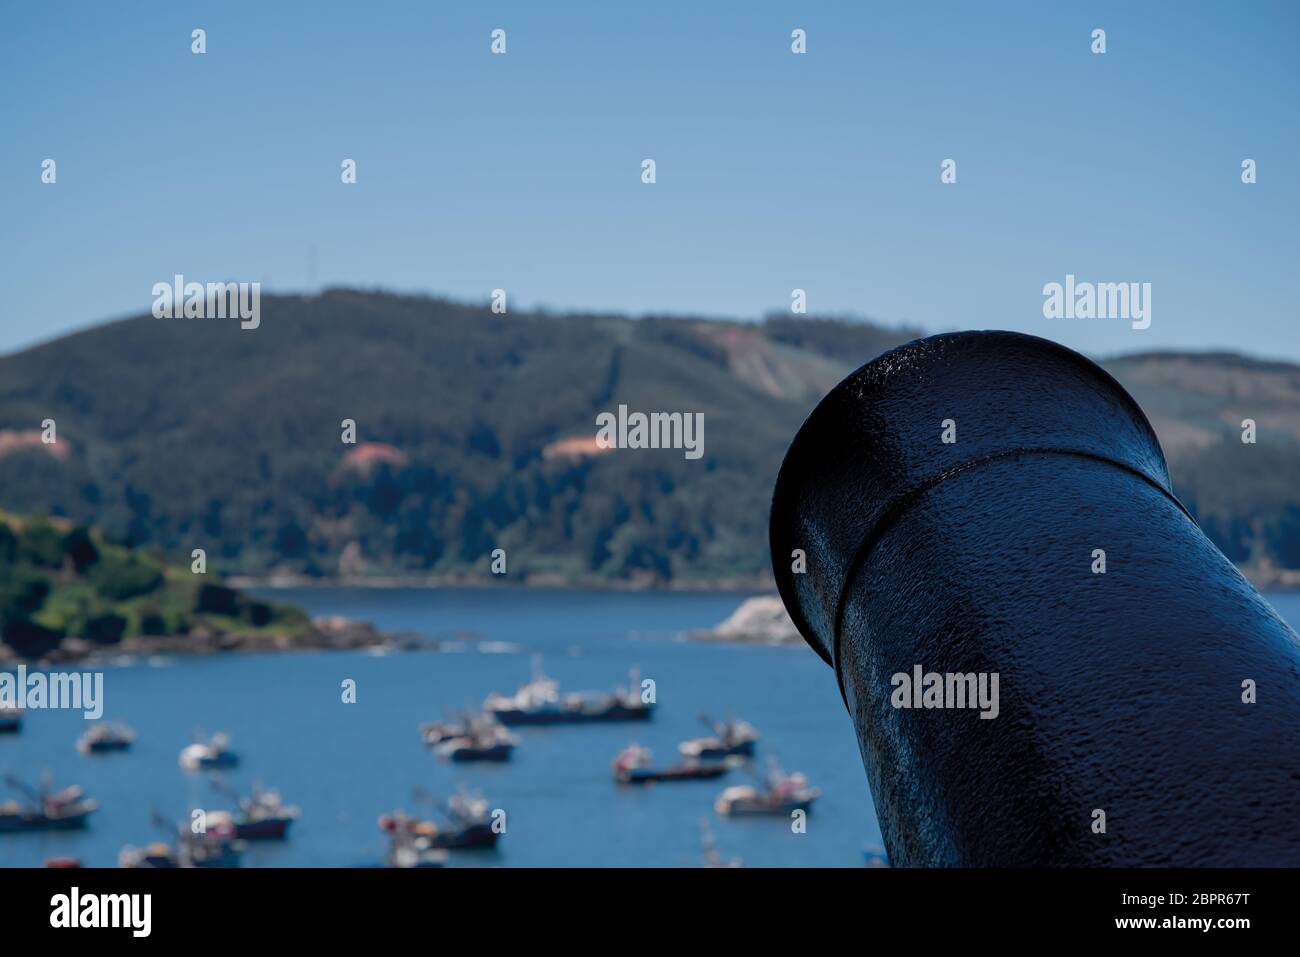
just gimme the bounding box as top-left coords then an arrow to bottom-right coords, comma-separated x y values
10,584 -> 1295,868
0,587 -> 885,867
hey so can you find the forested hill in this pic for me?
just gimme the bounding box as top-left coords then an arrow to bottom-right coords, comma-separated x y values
1,291 -> 1297,586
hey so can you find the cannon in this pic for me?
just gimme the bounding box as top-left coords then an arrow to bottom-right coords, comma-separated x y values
769,331 -> 1300,866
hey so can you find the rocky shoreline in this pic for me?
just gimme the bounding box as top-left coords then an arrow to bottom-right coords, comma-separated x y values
7,571 -> 1293,666
0,616 -> 431,666
234,564 -> 1300,594
226,572 -> 776,592
1249,564 -> 1300,592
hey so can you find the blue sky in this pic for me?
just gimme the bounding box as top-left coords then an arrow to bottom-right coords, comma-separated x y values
2,1 -> 1297,359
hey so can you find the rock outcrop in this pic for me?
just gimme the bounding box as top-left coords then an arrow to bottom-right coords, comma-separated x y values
688,594 -> 801,645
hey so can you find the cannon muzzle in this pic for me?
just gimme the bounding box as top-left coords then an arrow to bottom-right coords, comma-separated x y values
770,331 -> 1300,866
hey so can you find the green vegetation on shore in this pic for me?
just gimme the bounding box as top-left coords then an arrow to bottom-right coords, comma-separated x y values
0,511 -> 308,660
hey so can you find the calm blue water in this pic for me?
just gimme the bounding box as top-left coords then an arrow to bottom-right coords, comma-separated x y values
5,587 -> 1299,869
0,588 -> 880,868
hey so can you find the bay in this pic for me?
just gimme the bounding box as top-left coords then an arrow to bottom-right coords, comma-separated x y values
0,587 -> 875,868
3,588 -> 1297,868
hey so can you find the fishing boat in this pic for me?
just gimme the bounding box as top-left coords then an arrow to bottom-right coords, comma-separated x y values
436,789 -> 500,849
181,831 -> 245,867
385,830 -> 448,868
379,788 -> 500,850
119,842 -> 179,868
0,708 -> 22,733
211,779 -> 299,840
678,715 -> 759,760
0,773 -> 98,832
122,810 -> 245,867
714,757 -> 820,816
179,731 -> 239,770
611,743 -> 730,785
419,715 -> 470,746
434,714 -> 518,763
183,816 -> 250,863
77,721 -> 136,754
484,658 -> 654,726
181,813 -> 245,867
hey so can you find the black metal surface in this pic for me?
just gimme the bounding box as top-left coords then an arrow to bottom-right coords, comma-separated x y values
770,330 -> 1300,866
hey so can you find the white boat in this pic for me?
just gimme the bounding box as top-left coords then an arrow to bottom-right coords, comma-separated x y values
484,658 -> 654,725
386,831 -> 449,868
419,717 -> 469,746
119,842 -> 178,868
179,732 -> 239,770
714,758 -> 820,816
612,743 -> 730,784
209,780 -> 300,840
121,810 -> 244,867
0,774 -> 98,832
679,716 -> 759,759
77,721 -> 136,753
434,716 -> 518,762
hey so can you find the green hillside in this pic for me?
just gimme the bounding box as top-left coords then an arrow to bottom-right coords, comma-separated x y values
0,511 -> 308,660
1104,352 -> 1300,570
0,291 -> 1296,586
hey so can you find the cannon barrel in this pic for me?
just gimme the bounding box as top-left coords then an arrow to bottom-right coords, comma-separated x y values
769,331 -> 1300,866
